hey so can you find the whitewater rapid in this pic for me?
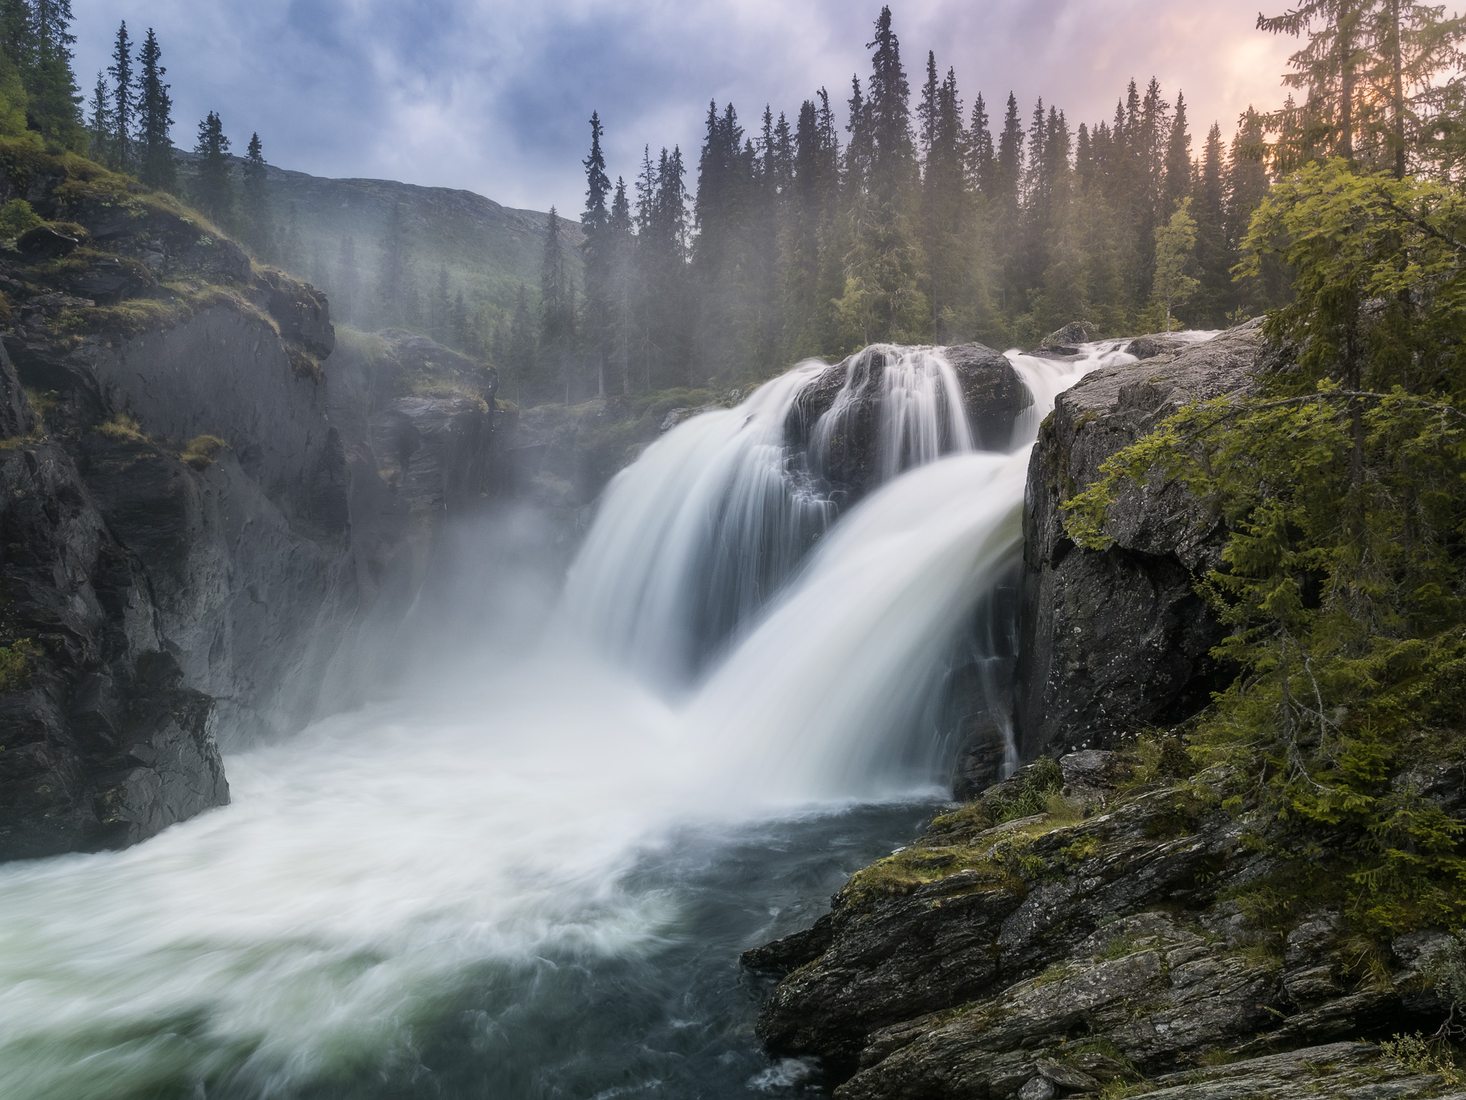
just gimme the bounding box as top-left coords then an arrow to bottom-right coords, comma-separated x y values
0,336 -> 1159,1098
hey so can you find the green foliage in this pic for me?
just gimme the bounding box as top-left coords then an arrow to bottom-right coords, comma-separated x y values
1149,197 -> 1200,330
0,637 -> 38,692
1380,1033 -> 1462,1085
0,195 -> 41,236
1063,164 -> 1466,938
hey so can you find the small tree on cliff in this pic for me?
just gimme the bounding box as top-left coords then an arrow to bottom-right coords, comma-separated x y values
134,28 -> 174,191
240,132 -> 271,256
106,20 -> 132,168
192,110 -> 232,225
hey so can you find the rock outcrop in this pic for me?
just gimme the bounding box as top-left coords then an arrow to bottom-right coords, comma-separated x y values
748,753 -> 1465,1099
1015,321 -> 1265,759
788,342 -> 1030,502
0,146 -> 504,860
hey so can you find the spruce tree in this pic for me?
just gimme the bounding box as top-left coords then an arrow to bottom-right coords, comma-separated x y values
29,0 -> 80,144
1192,122 -> 1231,326
967,92 -> 995,195
241,132 -> 271,256
1163,91 -> 1192,213
607,176 -> 635,394
134,28 -> 174,191
192,110 -> 233,225
107,21 -> 132,168
86,70 -> 110,162
581,111 -> 612,394
838,5 -> 927,346
1150,197 -> 1199,329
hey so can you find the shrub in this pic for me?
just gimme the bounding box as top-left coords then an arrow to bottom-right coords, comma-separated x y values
0,197 -> 42,238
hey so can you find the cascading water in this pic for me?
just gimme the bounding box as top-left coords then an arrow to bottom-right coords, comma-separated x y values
0,334 -> 1185,1099
559,345 -> 977,686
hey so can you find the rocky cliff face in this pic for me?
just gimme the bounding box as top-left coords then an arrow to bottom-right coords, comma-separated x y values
748,753 -> 1465,1099
1015,322 -> 1266,759
0,146 -> 503,860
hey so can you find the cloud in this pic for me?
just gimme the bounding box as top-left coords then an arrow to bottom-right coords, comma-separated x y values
71,1 -> 1295,213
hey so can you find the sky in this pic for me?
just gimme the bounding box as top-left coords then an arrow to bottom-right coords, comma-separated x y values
72,1 -> 1297,215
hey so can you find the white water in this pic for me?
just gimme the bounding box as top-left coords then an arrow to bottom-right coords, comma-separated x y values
0,336 -> 1170,1098
560,345 -> 977,687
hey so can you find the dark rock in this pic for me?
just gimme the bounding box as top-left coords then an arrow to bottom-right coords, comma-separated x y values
16,224 -> 78,259
63,256 -> 150,303
1040,320 -> 1099,350
0,407 -> 229,859
751,749 -> 1458,1099
789,342 -> 1028,499
261,268 -> 335,360
1015,321 -> 1264,758
1127,332 -> 1196,360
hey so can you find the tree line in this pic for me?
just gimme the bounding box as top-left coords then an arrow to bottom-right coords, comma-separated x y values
512,7 -> 1292,403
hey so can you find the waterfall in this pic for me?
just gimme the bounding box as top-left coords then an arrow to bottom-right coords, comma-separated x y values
559,336 -> 1142,795
559,345 -> 978,687
0,333 -> 1198,1098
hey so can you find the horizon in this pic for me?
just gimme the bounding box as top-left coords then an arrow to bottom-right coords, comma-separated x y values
72,0 -> 1296,215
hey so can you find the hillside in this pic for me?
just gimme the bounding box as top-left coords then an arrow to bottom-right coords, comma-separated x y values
179,150 -> 581,337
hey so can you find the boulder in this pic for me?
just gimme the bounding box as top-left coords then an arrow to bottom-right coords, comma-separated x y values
16,224 -> 78,259
1040,320 -> 1100,351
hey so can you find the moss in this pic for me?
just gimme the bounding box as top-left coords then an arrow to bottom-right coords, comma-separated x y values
180,434 -> 227,470
96,412 -> 148,442
0,197 -> 43,238
59,296 -> 188,339
0,638 -> 38,692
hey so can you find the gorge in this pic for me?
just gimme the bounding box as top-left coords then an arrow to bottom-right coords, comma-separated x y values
0,179 -> 1208,1093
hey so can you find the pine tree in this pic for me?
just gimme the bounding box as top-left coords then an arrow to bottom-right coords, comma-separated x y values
240,132 -> 271,255
192,110 -> 232,225
967,92 -> 995,195
838,5 -> 927,346
581,111 -> 612,395
107,20 -> 132,168
1150,197 -> 1199,329
607,176 -> 635,394
29,0 -> 80,144
1163,90 -> 1193,213
134,28 -> 174,190
86,70 -> 110,161
1192,122 -> 1230,325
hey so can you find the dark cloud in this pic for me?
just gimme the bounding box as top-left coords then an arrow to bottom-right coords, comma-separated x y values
72,1 -> 1293,214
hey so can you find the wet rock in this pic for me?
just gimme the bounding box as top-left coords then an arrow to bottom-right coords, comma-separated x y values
1126,332 -> 1197,360
0,377 -> 229,859
1040,320 -> 1100,351
1015,321 -> 1265,758
789,342 -> 1028,500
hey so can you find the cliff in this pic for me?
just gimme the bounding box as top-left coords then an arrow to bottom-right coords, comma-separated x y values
0,142 -> 502,860
747,322 -> 1466,1098
1015,323 -> 1266,758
